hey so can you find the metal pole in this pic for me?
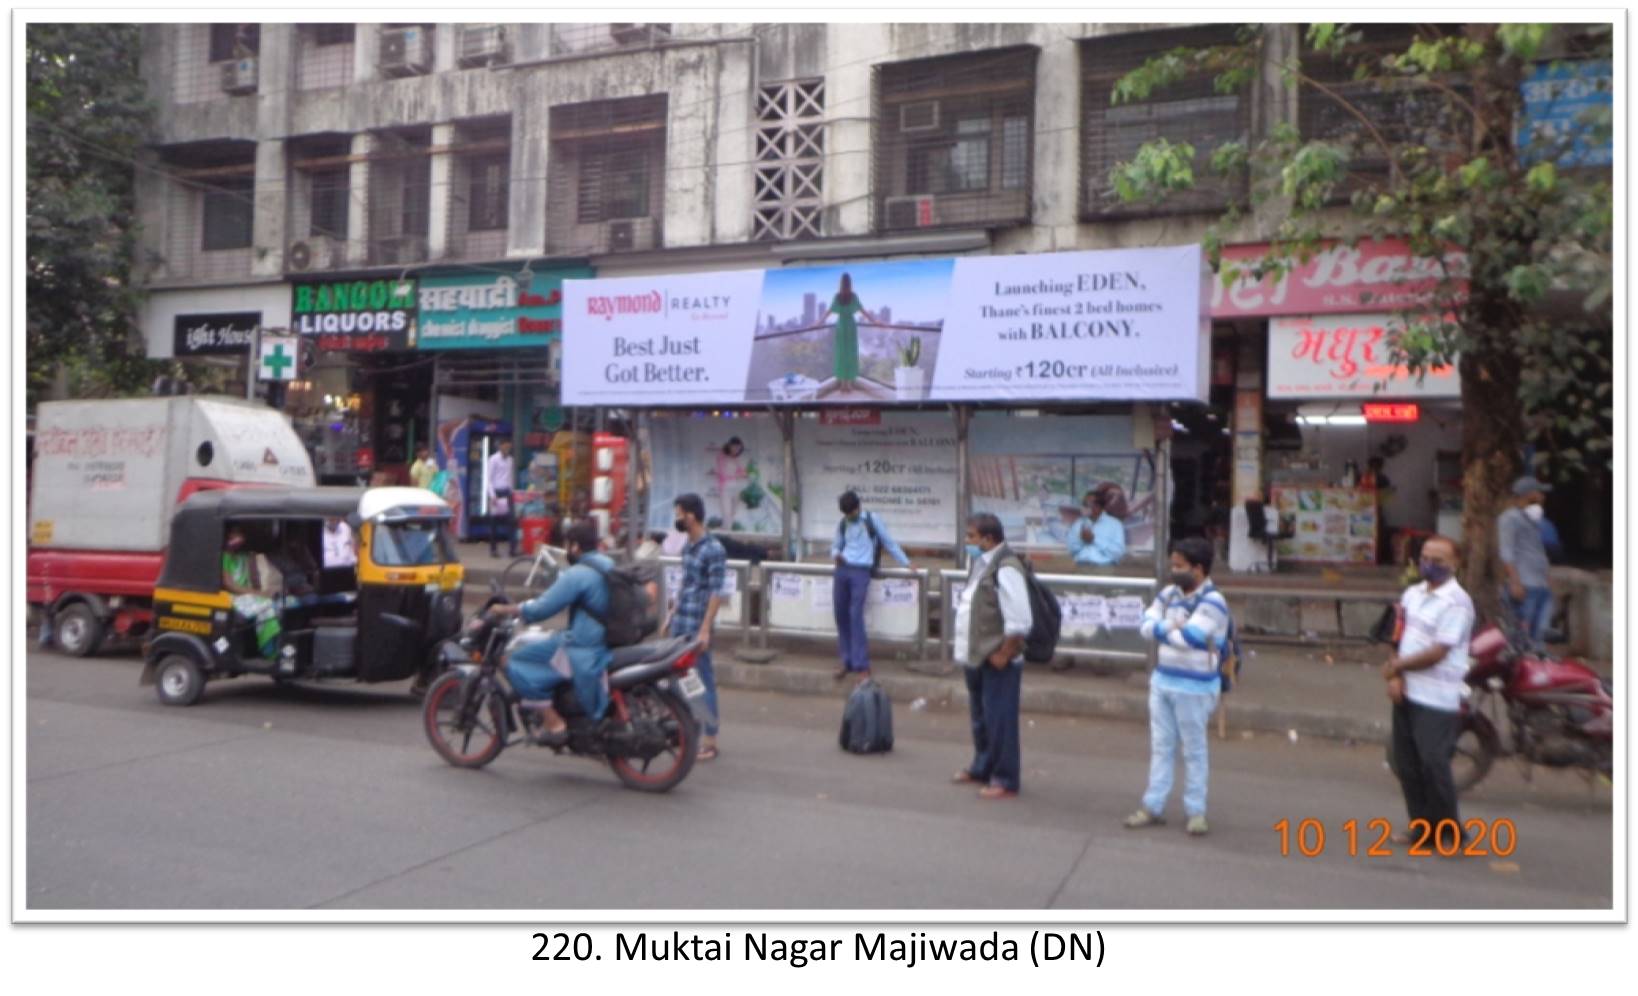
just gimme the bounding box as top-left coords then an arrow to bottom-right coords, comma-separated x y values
955,405 -> 971,570
780,410 -> 796,560
626,409 -> 643,557
246,326 -> 261,400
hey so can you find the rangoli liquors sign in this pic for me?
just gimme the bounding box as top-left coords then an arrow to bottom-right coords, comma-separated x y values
417,266 -> 593,350
292,277 -> 417,352
1211,239 -> 1469,318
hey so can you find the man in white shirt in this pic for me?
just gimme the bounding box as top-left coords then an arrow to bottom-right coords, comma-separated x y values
486,439 -> 518,558
1384,535 -> 1475,848
951,513 -> 1033,800
322,518 -> 357,568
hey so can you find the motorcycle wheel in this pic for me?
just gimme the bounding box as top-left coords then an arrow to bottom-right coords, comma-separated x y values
608,686 -> 699,793
1384,721 -> 1496,794
424,672 -> 506,769
501,555 -> 556,603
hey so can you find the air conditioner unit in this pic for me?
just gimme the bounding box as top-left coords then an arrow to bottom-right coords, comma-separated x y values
899,100 -> 940,132
605,217 -> 657,253
610,23 -> 672,45
286,237 -> 345,272
884,195 -> 937,229
458,24 -> 507,66
379,26 -> 431,76
369,235 -> 428,266
221,57 -> 259,95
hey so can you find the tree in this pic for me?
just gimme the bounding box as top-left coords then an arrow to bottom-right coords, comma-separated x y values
26,23 -> 161,406
1109,23 -> 1613,610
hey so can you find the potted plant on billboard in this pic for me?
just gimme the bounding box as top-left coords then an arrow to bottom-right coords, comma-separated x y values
894,336 -> 925,400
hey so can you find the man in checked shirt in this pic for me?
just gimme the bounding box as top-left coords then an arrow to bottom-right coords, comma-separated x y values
664,493 -> 728,761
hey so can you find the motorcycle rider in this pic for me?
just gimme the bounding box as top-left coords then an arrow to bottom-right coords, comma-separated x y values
487,520 -> 613,741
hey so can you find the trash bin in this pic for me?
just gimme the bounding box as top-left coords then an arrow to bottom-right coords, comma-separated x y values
520,517 -> 551,555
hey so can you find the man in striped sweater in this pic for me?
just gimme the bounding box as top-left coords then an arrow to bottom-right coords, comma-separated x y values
1125,537 -> 1231,836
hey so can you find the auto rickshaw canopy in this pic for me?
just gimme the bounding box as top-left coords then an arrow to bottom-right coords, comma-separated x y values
156,487 -> 366,594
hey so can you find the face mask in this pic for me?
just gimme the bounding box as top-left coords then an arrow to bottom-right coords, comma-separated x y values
673,518 -> 688,533
1523,503 -> 1544,522
1419,560 -> 1453,585
227,538 -> 244,551
1169,570 -> 1197,592
965,544 -> 983,561
566,549 -> 580,566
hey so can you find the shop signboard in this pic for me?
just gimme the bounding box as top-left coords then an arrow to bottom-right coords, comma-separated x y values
1518,59 -> 1612,168
1212,239 -> 1468,319
417,265 -> 594,351
291,277 -> 418,352
172,311 -> 260,357
561,245 -> 1210,406
1267,314 -> 1461,399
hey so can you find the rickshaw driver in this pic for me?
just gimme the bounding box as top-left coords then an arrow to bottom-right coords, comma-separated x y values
222,525 -> 282,658
485,521 -> 615,742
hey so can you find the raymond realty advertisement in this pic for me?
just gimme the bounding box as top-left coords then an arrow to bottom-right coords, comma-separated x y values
562,245 -> 1211,406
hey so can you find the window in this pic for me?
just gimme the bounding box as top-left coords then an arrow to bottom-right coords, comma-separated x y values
874,47 -> 1036,230
1080,26 -> 1250,218
753,78 -> 825,241
209,24 -> 260,63
467,154 -> 509,231
201,176 -> 254,251
308,24 -> 355,46
548,95 -> 666,253
371,520 -> 455,567
577,145 -> 650,223
309,169 -> 349,240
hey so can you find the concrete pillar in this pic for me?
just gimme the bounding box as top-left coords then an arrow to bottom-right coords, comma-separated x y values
347,132 -> 374,267
254,22 -> 294,136
507,74 -> 548,258
434,22 -> 457,73
353,24 -> 380,84
427,122 -> 456,260
251,139 -> 287,278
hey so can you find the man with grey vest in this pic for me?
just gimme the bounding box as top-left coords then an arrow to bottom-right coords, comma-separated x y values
951,513 -> 1033,800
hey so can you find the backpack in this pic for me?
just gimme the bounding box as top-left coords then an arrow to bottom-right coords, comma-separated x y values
989,551 -> 1063,665
575,558 -> 659,649
1219,615 -> 1246,692
836,511 -> 885,577
839,678 -> 894,754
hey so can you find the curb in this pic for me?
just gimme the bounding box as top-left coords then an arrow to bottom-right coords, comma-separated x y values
714,658 -> 1390,746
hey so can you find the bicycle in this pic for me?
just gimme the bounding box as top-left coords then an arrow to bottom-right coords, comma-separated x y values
499,543 -> 566,602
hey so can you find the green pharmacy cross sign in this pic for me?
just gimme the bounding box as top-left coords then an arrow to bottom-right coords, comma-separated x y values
259,336 -> 299,382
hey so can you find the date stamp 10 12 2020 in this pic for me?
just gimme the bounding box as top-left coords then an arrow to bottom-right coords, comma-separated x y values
1273,818 -> 1518,859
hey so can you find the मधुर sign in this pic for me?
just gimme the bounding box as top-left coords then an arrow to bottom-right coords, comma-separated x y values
417,266 -> 593,350
1211,239 -> 1469,319
560,245 -> 1210,406
292,278 -> 417,352
172,311 -> 261,356
1267,314 -> 1461,399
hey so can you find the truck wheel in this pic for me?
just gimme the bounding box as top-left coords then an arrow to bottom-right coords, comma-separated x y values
155,654 -> 206,707
54,604 -> 105,658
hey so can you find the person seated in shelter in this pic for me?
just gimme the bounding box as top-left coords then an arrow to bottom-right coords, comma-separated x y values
322,517 -> 357,569
222,526 -> 282,657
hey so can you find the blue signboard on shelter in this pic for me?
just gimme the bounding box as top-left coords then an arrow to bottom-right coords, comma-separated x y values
1518,60 -> 1612,167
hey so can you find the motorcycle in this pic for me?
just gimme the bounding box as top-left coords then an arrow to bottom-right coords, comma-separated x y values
422,594 -> 712,792
1444,620 -> 1613,792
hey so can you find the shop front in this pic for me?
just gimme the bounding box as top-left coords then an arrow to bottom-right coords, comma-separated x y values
140,283 -> 295,394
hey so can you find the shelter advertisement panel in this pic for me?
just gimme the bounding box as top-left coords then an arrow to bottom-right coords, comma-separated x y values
561,245 -> 1210,406
794,412 -> 957,545
645,415 -> 788,536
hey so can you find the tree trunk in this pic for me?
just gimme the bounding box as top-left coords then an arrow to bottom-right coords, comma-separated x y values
1457,318 -> 1523,621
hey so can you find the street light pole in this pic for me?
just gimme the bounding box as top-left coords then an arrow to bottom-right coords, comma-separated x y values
246,326 -> 261,401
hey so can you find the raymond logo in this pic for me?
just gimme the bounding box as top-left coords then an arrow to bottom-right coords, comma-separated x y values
586,291 -> 664,322
262,448 -> 280,466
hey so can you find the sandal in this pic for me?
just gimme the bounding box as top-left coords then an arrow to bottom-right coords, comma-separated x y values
832,666 -> 848,682
952,769 -> 982,785
698,745 -> 719,761
977,785 -> 1017,800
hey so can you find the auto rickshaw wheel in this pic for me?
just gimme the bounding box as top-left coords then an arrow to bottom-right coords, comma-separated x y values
155,654 -> 206,707
54,604 -> 105,658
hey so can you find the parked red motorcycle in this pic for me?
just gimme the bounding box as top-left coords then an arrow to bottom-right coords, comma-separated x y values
1448,622 -> 1613,791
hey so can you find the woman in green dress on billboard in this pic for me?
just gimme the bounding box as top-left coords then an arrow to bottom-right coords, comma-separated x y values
823,272 -> 881,394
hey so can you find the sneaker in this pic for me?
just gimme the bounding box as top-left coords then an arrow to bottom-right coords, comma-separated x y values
1186,815 -> 1209,836
1123,808 -> 1165,829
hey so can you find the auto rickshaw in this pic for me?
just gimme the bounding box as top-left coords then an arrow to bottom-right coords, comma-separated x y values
141,486 -> 464,706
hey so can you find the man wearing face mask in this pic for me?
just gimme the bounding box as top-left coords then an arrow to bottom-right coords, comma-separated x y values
1496,475 -> 1554,647
830,490 -> 911,682
486,521 -> 613,743
1126,537 -> 1231,836
1383,535 -> 1475,848
951,514 -> 1033,800
665,493 -> 728,760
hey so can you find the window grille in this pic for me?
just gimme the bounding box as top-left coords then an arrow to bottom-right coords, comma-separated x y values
873,46 -> 1036,232
309,169 -> 350,240
446,118 -> 512,260
367,129 -> 432,266
547,95 -> 667,254
208,23 -> 259,62
467,155 -> 510,232
201,176 -> 254,251
550,23 -> 673,57
296,23 -> 355,90
1080,25 -> 1251,219
174,23 -> 259,104
753,78 -> 825,242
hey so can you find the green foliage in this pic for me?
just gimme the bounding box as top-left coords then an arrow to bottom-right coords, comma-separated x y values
26,23 -> 160,406
1497,23 -> 1549,61
1110,139 -> 1196,204
896,335 -> 922,368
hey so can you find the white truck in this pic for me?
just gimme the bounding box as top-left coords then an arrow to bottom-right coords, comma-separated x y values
27,396 -> 315,656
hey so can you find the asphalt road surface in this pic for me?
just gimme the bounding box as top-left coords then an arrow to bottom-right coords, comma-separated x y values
26,648 -> 1613,911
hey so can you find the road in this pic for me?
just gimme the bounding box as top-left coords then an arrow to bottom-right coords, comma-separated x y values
25,648 -> 1613,911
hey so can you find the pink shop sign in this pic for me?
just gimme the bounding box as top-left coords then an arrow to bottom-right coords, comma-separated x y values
1211,239 -> 1468,319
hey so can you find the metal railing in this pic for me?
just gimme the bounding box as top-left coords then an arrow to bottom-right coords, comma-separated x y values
656,557 -> 756,645
937,569 -> 1156,665
757,562 -> 930,659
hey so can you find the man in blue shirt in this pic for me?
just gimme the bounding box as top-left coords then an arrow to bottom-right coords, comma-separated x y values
1066,490 -> 1126,573
830,490 -> 912,682
666,493 -> 728,761
487,521 -> 612,742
